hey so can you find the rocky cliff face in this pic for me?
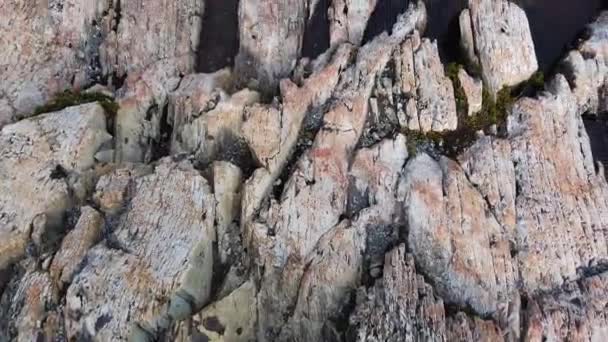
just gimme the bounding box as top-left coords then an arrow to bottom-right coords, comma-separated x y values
1,0 -> 608,341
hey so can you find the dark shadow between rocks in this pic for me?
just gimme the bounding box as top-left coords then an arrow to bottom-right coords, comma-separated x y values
519,0 -> 605,72
362,0 -> 409,45
302,0 -> 330,59
583,115 -> 608,177
196,0 -> 240,73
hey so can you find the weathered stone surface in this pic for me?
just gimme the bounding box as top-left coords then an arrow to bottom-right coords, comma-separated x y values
414,39 -> 458,132
5,2 -> 608,342
50,206 -> 104,289
213,161 -> 243,268
329,0 -> 378,47
0,269 -> 60,342
459,8 -> 480,69
184,281 -> 258,342
100,0 -> 203,83
0,0 -> 102,122
507,75 -> 608,293
402,153 -> 518,316
248,6 -> 426,338
561,49 -> 608,114
241,43 -> 354,223
235,0 -> 309,95
1,0 -> 204,125
93,164 -> 154,215
523,271 -> 608,341
349,244 -> 504,341
242,104 -> 283,169
172,88 -> 260,166
0,103 -> 111,271
465,0 -> 539,97
279,219 -> 367,342
169,69 -> 234,151
113,62 -> 185,163
349,134 -> 409,212
458,67 -> 483,116
389,32 -> 457,132
64,159 -> 215,340
458,136 -> 517,237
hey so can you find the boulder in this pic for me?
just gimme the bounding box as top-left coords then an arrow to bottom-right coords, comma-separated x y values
0,103 -> 111,271
64,159 -> 215,340
329,0 -> 378,47
349,244 -> 504,341
458,67 -> 483,116
0,269 -> 61,342
49,206 -> 104,289
388,32 -> 457,132
234,0 -> 309,95
402,153 -> 517,316
464,0 -> 538,97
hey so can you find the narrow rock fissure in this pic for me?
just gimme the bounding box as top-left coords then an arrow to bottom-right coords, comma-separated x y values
423,0 -> 467,64
196,0 -> 240,73
583,115 -> 608,177
99,0 -> 126,90
150,104 -> 173,162
302,0 -> 330,59
273,100 -> 332,200
361,0 -> 409,45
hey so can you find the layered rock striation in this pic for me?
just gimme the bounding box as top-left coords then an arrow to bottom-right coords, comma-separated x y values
2,0 -> 608,341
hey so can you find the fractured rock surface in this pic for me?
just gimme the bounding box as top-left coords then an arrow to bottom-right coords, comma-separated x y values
464,0 -> 539,96
3,1 -> 608,341
235,0 -> 309,95
0,0 -> 204,125
64,159 -> 215,340
0,103 -> 111,271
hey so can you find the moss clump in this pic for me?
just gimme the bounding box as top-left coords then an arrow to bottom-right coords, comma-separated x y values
33,90 -> 119,117
405,64 -> 523,157
524,70 -> 545,93
405,129 -> 443,156
445,63 -> 469,118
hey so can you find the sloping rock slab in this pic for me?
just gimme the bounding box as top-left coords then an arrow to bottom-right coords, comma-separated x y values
64,160 -> 215,340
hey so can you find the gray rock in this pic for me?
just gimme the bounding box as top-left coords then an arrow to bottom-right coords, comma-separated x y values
329,0 -> 378,47
458,67 -> 483,116
0,103 -> 111,271
234,0 -> 309,95
464,0 -> 539,97
1,0 -> 204,125
0,269 -> 61,342
171,88 -> 260,166
248,5 -> 427,339
389,32 -> 457,132
214,161 -> 243,263
402,153 -> 517,316
459,9 -> 480,69
413,39 -> 458,132
508,74 -> 608,293
349,244 -> 504,342
523,271 -> 608,341
50,206 -> 104,289
64,159 -> 215,340
240,43 -> 354,224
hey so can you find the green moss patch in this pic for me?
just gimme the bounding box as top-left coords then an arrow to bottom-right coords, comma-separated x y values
445,63 -> 469,118
33,90 -> 119,117
405,64 -> 543,157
